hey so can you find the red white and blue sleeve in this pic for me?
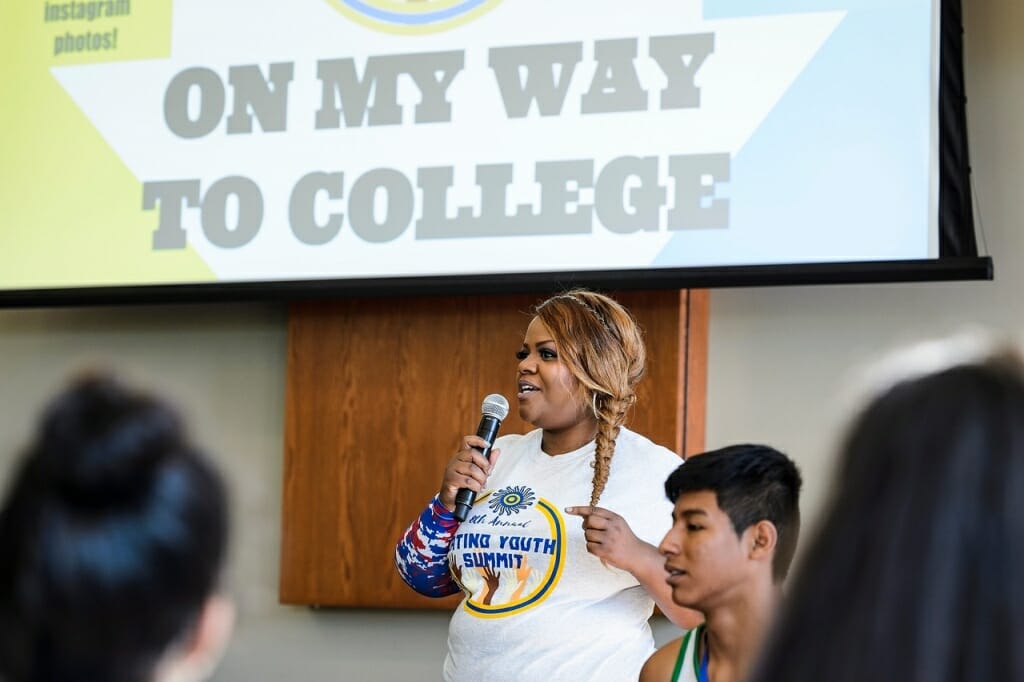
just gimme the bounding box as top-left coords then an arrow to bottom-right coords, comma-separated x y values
394,495 -> 462,597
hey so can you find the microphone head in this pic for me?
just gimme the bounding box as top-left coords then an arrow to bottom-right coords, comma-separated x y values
481,394 -> 510,421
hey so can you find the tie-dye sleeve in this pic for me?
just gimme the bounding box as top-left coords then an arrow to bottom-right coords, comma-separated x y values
394,495 -> 462,597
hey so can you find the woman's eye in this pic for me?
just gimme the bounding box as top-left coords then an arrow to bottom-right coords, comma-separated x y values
687,524 -> 703,532
515,350 -> 528,360
540,349 -> 557,360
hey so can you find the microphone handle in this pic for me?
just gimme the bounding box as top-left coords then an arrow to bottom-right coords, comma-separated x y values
453,414 -> 502,521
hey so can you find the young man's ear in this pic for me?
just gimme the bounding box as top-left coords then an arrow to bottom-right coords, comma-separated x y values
748,520 -> 778,562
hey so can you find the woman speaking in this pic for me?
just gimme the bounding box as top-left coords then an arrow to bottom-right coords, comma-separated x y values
395,289 -> 700,681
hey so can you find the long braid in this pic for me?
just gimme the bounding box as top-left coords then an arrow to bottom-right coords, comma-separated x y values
534,289 -> 646,507
590,394 -> 633,507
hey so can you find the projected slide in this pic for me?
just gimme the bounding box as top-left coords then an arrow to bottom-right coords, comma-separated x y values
0,0 -> 936,291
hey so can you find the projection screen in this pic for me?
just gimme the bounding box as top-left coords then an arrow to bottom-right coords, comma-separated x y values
0,0 -> 991,305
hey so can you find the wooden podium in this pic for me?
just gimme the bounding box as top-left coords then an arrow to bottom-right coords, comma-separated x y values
279,289 -> 707,608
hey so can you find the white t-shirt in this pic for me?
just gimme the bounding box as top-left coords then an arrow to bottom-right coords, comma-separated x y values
443,427 -> 682,682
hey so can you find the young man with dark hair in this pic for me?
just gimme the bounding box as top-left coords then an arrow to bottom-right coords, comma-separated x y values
640,444 -> 802,682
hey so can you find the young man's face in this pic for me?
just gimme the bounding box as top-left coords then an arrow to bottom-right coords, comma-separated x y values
658,490 -> 752,611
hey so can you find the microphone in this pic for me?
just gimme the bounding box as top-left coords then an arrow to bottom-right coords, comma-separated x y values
453,394 -> 509,522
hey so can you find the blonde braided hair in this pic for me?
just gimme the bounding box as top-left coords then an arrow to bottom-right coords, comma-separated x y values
534,289 -> 646,506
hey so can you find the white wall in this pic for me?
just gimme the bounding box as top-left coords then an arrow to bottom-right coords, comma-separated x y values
0,1 -> 1020,678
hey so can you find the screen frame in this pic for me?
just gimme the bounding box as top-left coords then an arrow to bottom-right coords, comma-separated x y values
0,257 -> 991,308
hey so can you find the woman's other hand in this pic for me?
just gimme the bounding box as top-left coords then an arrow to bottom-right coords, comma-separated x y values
564,506 -> 646,572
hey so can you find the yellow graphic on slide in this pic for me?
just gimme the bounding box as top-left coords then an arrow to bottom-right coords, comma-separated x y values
0,1 -> 214,291
325,0 -> 504,35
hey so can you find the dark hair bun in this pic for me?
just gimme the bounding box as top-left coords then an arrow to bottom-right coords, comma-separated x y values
32,375 -> 182,508
0,373 -> 229,681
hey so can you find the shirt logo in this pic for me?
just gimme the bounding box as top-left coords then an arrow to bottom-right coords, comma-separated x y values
488,485 -> 536,516
449,487 -> 566,618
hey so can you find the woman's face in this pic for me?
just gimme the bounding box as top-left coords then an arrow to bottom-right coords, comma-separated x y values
515,317 -> 592,433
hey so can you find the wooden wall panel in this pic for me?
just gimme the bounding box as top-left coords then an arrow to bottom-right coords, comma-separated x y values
280,290 -> 707,608
682,290 -> 709,458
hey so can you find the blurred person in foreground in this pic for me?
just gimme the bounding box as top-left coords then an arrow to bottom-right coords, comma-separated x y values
641,444 -> 802,682
750,336 -> 1024,682
0,374 -> 233,682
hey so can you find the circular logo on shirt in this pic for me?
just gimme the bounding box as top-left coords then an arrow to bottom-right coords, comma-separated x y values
448,485 -> 566,618
489,485 -> 536,516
